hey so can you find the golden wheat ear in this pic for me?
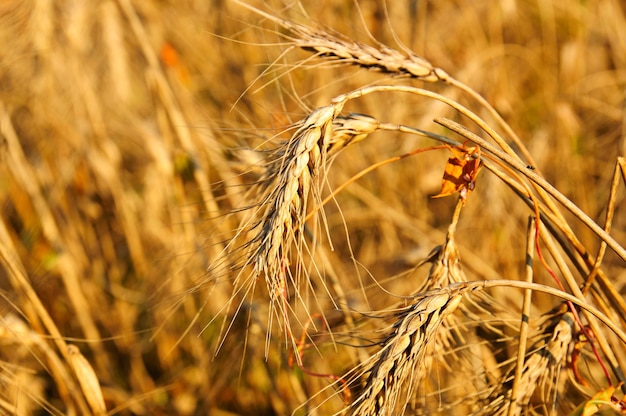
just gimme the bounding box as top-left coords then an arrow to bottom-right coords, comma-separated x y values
232,105 -> 338,351
347,291 -> 463,416
344,221 -> 467,415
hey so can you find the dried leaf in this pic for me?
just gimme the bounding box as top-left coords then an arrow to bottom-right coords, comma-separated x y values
432,144 -> 482,203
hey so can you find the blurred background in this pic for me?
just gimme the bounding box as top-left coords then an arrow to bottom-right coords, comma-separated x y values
0,0 -> 625,414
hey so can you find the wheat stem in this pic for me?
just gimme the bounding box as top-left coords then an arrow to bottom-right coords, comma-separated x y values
508,217 -> 537,416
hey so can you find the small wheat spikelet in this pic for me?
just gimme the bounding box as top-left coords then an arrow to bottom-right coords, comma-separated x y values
419,227 -> 468,291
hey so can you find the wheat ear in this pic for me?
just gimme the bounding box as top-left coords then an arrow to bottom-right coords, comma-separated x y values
242,106 -> 382,350
347,291 -> 462,415
248,105 -> 338,346
346,218 -> 467,415
480,309 -> 575,416
235,1 -> 449,84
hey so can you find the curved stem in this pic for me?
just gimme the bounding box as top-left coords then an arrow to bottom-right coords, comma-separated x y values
440,280 -> 626,345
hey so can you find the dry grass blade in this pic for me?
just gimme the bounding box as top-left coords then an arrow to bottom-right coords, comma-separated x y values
0,205 -> 92,414
0,313 -> 89,415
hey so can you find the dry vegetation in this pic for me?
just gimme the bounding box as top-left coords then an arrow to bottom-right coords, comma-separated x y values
1,0 -> 626,415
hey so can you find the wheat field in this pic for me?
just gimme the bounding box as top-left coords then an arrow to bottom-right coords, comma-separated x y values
1,0 -> 625,415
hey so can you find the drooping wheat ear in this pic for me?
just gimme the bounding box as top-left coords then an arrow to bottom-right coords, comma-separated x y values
344,222 -> 468,414
244,108 -> 381,337
250,105 -> 339,339
347,290 -> 463,416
